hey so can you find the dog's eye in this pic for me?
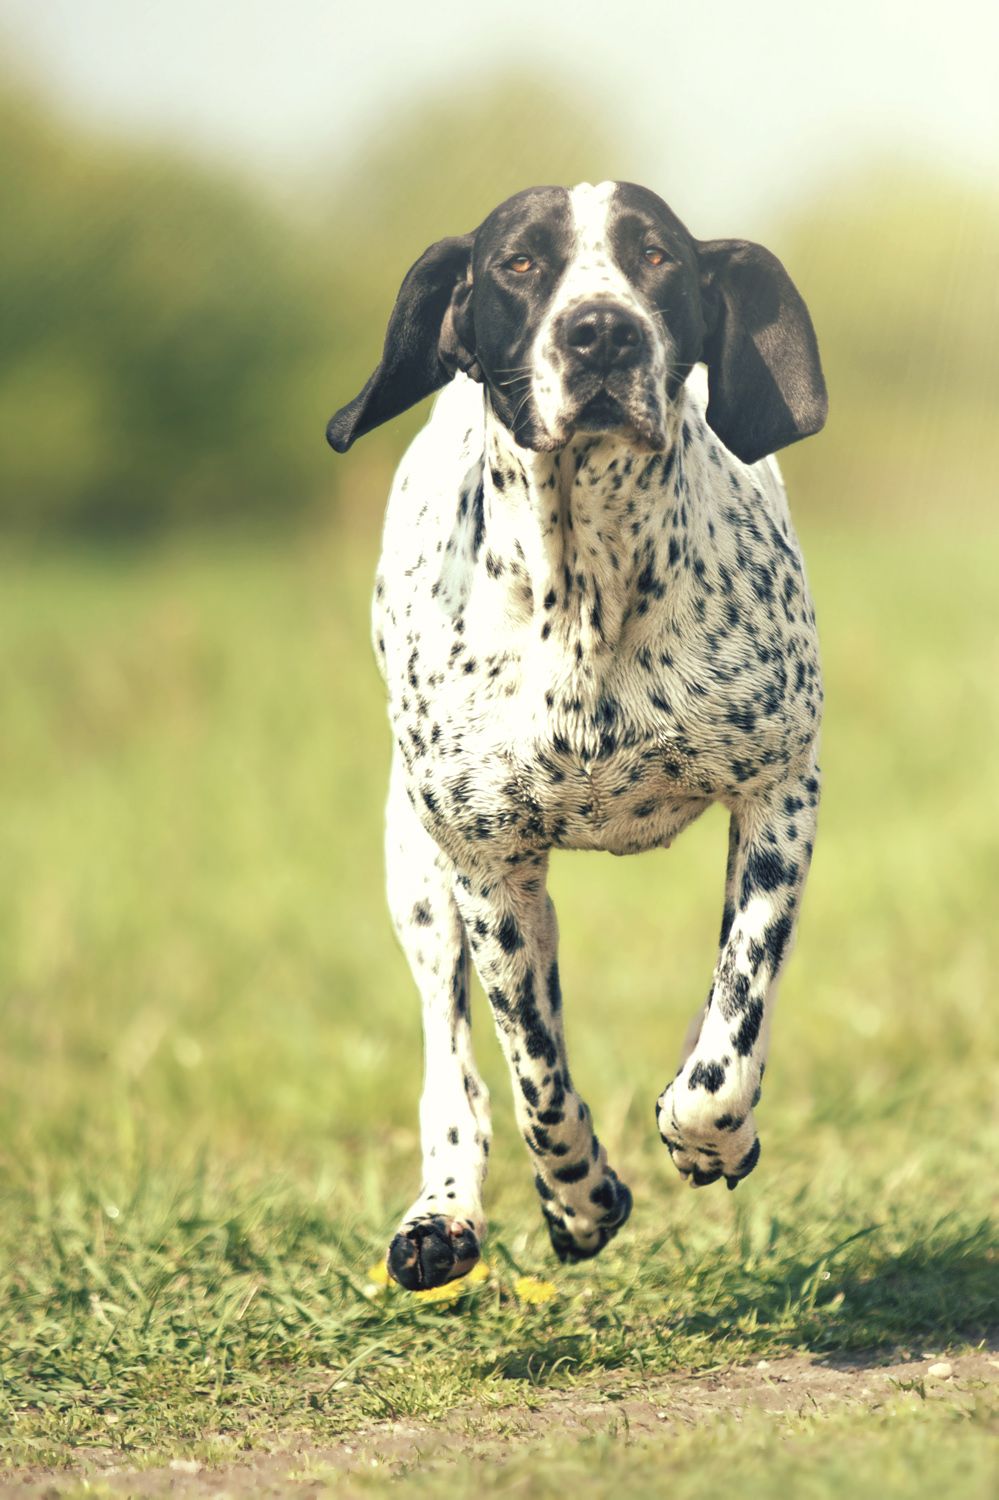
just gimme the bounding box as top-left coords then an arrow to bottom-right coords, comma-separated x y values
644,246 -> 668,267
505,254 -> 535,274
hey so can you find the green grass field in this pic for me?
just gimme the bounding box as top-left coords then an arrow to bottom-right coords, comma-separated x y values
1,519 -> 996,1495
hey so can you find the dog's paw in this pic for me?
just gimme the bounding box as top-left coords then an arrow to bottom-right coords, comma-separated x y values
387,1215 -> 480,1291
655,1080 -> 760,1190
541,1172 -> 633,1264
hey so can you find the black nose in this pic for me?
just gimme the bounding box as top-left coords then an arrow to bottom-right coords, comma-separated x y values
564,302 -> 644,372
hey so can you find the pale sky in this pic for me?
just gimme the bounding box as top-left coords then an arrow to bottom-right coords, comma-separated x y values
3,0 -> 997,232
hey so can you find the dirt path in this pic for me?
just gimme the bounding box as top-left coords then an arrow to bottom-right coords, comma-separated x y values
6,1347 -> 997,1498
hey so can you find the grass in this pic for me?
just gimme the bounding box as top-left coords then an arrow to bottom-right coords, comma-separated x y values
0,516 -> 996,1492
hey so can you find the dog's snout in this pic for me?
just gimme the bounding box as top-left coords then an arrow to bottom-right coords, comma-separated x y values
564,302 -> 644,371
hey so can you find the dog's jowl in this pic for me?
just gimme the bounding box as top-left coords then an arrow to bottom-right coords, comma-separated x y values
328,181 -> 827,1290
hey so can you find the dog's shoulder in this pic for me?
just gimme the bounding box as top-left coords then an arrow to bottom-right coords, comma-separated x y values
381,375 -> 486,555
373,376 -> 486,672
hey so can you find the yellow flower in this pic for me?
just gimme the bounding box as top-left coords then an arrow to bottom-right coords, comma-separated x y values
513,1275 -> 558,1306
416,1259 -> 490,1302
363,1258 -> 490,1300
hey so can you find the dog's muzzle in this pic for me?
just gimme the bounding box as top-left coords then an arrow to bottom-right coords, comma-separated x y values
551,301 -> 664,446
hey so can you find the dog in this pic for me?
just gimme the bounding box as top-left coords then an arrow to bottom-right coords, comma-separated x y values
327,181 -> 827,1291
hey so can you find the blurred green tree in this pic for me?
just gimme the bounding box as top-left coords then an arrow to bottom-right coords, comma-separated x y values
0,80 -> 329,535
779,166 -> 999,522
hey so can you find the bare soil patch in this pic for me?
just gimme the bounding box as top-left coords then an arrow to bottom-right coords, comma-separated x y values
5,1346 -> 997,1498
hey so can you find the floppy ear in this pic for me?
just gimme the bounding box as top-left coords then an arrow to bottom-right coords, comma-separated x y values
697,239 -> 827,465
326,233 -> 475,453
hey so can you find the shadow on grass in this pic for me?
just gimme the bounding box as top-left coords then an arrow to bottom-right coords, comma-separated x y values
789,1257 -> 993,1354
682,1222 -> 997,1357
476,1217 -> 997,1383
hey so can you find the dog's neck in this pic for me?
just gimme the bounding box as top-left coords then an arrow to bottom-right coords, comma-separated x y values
471,391 -> 695,657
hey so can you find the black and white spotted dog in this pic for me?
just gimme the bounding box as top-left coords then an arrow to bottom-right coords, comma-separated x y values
328,181 -> 827,1291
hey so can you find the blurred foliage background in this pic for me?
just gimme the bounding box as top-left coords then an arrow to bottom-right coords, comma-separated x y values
1,68 -> 623,537
2,63 -> 997,539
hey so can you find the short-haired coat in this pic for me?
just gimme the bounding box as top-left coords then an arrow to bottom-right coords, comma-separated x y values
328,181 -> 827,1290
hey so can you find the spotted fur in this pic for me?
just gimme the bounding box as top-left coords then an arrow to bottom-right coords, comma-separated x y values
328,182 -> 827,1289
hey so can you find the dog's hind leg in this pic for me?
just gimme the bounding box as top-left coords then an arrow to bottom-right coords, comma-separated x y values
453,860 -> 632,1266
383,758 -> 491,1290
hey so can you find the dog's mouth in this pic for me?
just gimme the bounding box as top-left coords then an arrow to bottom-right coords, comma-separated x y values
575,390 -> 627,431
561,382 -> 668,450
502,374 -> 669,455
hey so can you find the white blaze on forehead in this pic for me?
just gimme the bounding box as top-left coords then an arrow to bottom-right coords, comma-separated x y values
529,180 -> 669,443
568,180 -> 617,255
564,181 -> 630,300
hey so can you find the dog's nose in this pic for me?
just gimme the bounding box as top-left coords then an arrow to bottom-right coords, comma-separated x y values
564,302 -> 644,371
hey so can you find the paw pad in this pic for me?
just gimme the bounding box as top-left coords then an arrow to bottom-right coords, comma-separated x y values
387,1215 -> 480,1291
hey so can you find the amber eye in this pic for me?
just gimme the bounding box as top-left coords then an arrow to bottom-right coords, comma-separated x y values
506,253 -> 535,274
644,246 -> 667,266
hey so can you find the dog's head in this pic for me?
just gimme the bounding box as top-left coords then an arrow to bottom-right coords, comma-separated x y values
327,182 -> 826,466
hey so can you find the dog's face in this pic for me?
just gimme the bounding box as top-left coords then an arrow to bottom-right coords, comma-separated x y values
464,182 -> 702,452
328,181 -> 826,467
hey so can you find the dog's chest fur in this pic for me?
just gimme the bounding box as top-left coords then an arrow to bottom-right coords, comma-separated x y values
374,373 -> 821,865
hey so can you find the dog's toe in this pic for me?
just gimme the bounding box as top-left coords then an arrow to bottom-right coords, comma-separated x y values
542,1177 -> 633,1264
387,1215 -> 480,1291
723,1137 -> 761,1190
657,1082 -> 761,1191
688,1164 -> 724,1188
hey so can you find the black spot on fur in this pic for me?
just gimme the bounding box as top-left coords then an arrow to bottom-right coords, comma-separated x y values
740,847 -> 789,902
497,913 -> 523,953
764,913 -> 793,970
688,1061 -> 725,1093
733,997 -> 764,1056
553,1158 -> 590,1184
590,1179 -> 617,1210
516,969 -> 558,1067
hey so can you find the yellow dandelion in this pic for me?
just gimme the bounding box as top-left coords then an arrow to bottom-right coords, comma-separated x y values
363,1258 -> 490,1300
416,1259 -> 490,1302
513,1274 -> 558,1306
364,1259 -> 391,1294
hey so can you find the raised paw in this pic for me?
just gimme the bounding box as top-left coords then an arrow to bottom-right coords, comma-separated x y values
541,1172 -> 633,1264
655,1080 -> 761,1191
387,1215 -> 480,1291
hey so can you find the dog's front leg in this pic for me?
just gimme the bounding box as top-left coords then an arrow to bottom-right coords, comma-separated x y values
384,760 -> 491,1290
453,859 -> 632,1264
656,764 -> 820,1189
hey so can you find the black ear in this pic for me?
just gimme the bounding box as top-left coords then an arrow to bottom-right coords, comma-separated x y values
697,239 -> 827,465
326,233 -> 475,453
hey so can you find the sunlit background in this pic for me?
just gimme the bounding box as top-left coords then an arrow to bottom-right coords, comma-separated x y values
1,1 -> 997,1475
